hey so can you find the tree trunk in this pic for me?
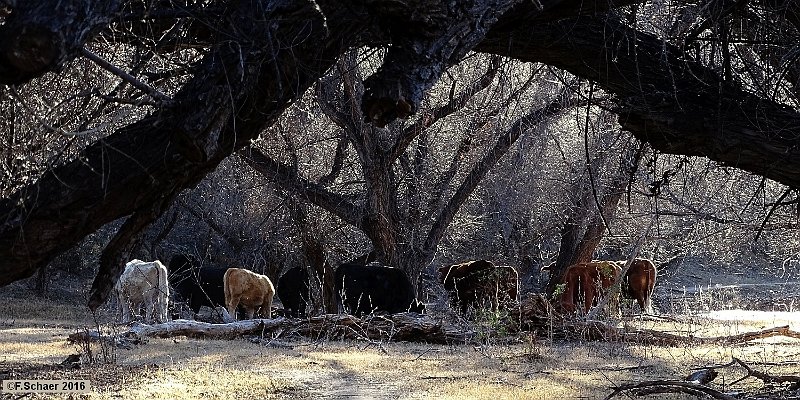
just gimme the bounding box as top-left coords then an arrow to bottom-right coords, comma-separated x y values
285,195 -> 338,314
546,139 -> 639,294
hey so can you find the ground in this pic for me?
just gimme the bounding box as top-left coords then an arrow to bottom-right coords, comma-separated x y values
0,265 -> 799,399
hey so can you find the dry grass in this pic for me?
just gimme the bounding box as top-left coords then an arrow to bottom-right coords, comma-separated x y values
1,297 -> 800,399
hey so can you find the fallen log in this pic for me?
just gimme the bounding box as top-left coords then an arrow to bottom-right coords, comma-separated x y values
604,380 -> 738,400
72,295 -> 800,347
108,313 -> 474,344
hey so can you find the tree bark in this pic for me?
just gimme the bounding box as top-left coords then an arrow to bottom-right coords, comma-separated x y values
359,0 -> 522,126
0,0 -> 124,84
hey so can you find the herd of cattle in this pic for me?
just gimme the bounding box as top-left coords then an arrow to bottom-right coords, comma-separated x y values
112,255 -> 658,324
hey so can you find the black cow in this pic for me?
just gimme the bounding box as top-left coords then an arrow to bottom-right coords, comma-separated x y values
334,263 -> 425,316
439,260 -> 519,315
276,267 -> 312,318
168,254 -> 229,315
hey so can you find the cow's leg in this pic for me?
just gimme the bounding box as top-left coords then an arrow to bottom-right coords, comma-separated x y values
642,285 -> 655,314
158,293 -> 169,323
294,298 -> 303,318
120,299 -> 131,323
583,283 -> 595,315
635,292 -> 645,313
260,295 -> 273,319
144,290 -> 156,323
143,300 -> 153,324
644,283 -> 655,314
156,272 -> 169,323
226,295 -> 241,320
646,274 -> 656,314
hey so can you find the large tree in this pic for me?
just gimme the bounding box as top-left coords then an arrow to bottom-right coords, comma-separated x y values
244,51 -> 578,288
0,0 -> 798,309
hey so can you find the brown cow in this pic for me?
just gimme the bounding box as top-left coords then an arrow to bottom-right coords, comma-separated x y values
559,261 -> 621,315
615,259 -> 657,314
439,260 -> 518,315
223,268 -> 275,320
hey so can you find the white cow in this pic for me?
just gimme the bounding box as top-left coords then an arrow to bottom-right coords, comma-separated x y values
114,259 -> 170,323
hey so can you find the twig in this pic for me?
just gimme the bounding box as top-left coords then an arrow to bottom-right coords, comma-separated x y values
81,48 -> 173,106
730,357 -> 800,388
604,380 -> 738,400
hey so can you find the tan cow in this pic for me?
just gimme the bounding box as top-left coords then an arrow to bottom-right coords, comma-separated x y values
559,261 -> 621,315
223,268 -> 275,320
115,259 -> 170,323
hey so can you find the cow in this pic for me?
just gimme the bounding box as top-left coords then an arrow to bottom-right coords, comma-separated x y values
334,263 -> 425,316
615,258 -> 657,314
223,267 -> 275,320
438,260 -> 519,315
168,254 -> 229,316
558,261 -> 622,315
276,267 -> 312,318
114,259 -> 170,323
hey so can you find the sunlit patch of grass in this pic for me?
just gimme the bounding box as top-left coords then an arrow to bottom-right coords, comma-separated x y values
93,365 -> 301,400
432,381 -> 554,400
0,326 -> 77,363
0,295 -> 96,324
3,292 -> 800,399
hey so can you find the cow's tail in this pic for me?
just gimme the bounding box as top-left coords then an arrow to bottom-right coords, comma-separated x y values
223,269 -> 232,305
645,267 -> 656,314
159,262 -> 170,322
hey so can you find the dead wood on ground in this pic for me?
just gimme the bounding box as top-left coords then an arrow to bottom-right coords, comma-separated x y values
72,312 -> 800,346
514,295 -> 800,346
69,295 -> 800,347
72,313 -> 474,344
605,357 -> 800,399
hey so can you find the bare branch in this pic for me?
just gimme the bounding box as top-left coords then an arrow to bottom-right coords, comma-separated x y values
387,56 -> 501,162
241,147 -> 362,227
423,87 -> 579,253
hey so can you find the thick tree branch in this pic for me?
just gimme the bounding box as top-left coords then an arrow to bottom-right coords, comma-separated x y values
0,0 -> 124,84
242,148 -> 362,227
387,56 -> 501,162
477,13 -> 800,189
360,0 -> 522,126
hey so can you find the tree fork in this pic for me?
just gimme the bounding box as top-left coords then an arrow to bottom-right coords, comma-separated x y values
360,0 -> 522,126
